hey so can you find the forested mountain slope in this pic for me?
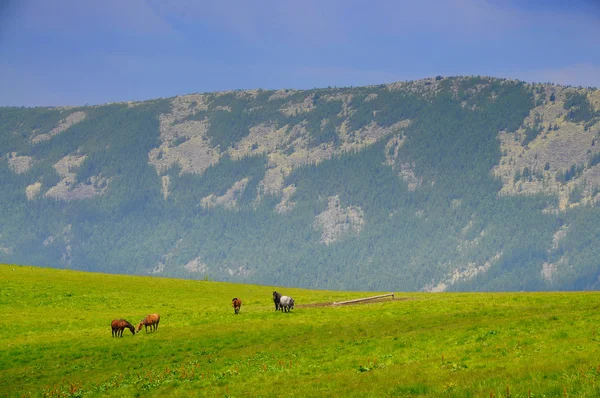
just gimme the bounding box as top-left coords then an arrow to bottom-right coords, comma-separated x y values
2,76 -> 600,291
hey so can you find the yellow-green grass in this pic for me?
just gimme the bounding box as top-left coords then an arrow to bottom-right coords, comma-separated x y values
1,264 -> 600,397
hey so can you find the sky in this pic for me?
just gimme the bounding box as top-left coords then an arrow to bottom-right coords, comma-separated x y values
1,0 -> 599,107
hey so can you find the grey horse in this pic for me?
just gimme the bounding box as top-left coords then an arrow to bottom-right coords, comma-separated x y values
279,296 -> 294,312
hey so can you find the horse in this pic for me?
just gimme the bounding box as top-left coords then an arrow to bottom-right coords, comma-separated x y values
232,297 -> 242,314
137,313 -> 160,333
273,291 -> 282,311
111,319 -> 135,337
279,296 -> 294,312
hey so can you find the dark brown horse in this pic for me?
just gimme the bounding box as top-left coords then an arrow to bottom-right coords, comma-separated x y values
111,319 -> 135,337
273,291 -> 282,311
232,297 -> 242,314
137,313 -> 160,333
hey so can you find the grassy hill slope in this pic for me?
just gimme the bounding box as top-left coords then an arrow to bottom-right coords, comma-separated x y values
2,264 -> 600,397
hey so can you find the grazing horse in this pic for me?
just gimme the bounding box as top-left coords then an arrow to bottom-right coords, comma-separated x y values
273,291 -> 282,311
111,319 -> 135,337
232,297 -> 242,314
137,313 -> 160,333
279,296 -> 294,312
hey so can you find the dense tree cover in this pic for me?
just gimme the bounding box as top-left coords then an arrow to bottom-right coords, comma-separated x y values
1,78 -> 600,291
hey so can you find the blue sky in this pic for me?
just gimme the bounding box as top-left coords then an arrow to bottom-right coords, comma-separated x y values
1,0 -> 599,106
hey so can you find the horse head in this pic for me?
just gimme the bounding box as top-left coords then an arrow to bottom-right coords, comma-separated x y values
136,322 -> 143,332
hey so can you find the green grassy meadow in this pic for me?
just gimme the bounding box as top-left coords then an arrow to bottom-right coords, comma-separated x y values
1,264 -> 600,397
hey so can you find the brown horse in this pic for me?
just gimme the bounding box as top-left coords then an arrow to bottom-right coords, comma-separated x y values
137,313 -> 160,333
111,319 -> 135,337
232,297 -> 242,314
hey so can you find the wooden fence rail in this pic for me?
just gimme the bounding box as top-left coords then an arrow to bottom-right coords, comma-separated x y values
332,293 -> 395,306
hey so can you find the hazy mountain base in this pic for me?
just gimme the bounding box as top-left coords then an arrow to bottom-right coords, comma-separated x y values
1,76 -> 600,291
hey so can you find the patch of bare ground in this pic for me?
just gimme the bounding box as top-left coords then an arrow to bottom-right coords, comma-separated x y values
7,152 -> 34,174
26,181 -> 42,200
385,130 -> 424,190
230,119 -> 409,198
297,296 -> 412,308
280,94 -> 315,116
387,77 -> 452,98
589,89 -> 600,112
161,176 -> 170,200
268,89 -> 298,101
151,91 -> 410,202
184,257 -> 208,274
364,93 -> 378,102
169,94 -> 210,118
44,154 -> 110,201
541,259 -> 562,282
313,196 -> 365,244
148,122 -> 220,176
234,89 -> 261,100
31,111 -> 86,144
493,86 -> 600,210
0,236 -> 12,255
151,239 -> 183,275
275,184 -> 297,213
149,94 -> 220,176
41,225 -> 73,267
200,178 -> 249,209
221,264 -> 253,277
423,252 -> 502,292
540,225 -> 569,282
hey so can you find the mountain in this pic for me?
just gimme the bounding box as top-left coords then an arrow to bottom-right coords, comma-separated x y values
1,76 -> 600,291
